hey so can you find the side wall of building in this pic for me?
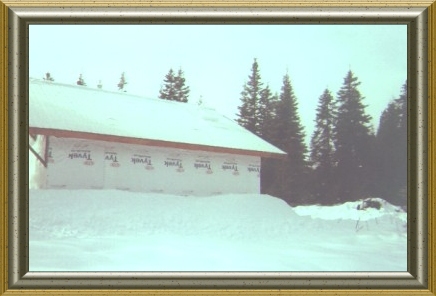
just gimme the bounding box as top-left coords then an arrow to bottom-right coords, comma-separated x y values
33,136 -> 261,195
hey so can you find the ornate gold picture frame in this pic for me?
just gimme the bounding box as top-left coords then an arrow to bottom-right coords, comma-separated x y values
1,0 -> 435,295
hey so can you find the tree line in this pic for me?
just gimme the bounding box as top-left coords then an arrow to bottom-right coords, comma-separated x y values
43,68 -> 190,103
237,59 -> 407,207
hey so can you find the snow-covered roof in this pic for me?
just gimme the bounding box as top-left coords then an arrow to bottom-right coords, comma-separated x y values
29,79 -> 285,158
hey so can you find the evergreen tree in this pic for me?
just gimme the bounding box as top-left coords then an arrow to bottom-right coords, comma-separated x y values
159,69 -> 176,101
76,74 -> 86,86
174,69 -> 190,103
333,71 -> 375,202
375,81 -> 407,206
236,59 -> 263,134
267,73 -> 309,204
258,87 -> 280,194
117,72 -> 127,91
159,68 -> 190,102
257,85 -> 279,141
310,89 -> 337,204
43,72 -> 54,82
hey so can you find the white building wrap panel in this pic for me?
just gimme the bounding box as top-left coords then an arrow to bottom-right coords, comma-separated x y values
43,137 -> 261,195
121,145 -> 163,193
47,137 -> 105,189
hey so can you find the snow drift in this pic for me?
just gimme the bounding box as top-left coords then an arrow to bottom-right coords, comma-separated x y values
29,190 -> 407,272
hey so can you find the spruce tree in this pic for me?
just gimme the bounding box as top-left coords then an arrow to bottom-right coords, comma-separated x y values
236,58 -> 263,135
76,74 -> 86,86
333,71 -> 375,202
43,72 -> 54,82
159,69 -> 176,101
159,68 -> 190,103
375,81 -> 407,206
268,73 -> 309,204
258,87 -> 280,194
174,69 -> 190,103
117,72 -> 127,91
257,85 -> 279,141
310,89 -> 337,204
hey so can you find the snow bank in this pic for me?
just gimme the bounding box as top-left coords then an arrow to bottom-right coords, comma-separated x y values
293,197 -> 406,222
29,190 -> 407,272
30,190 -> 298,240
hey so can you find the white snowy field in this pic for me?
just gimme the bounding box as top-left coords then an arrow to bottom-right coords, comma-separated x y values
29,189 -> 407,272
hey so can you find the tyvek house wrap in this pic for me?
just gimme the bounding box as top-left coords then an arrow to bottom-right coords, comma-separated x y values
42,136 -> 261,195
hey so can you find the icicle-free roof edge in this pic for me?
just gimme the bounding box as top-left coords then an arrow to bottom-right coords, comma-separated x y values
29,79 -> 286,158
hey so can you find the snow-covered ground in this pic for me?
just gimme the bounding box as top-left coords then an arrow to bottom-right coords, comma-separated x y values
29,190 -> 407,272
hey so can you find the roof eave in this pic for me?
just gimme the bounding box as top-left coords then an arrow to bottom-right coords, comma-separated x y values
29,127 -> 287,160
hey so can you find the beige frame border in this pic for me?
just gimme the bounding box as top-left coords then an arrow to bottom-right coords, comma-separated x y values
0,1 -> 435,295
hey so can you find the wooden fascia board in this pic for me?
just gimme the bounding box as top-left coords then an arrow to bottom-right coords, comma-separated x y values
29,127 -> 287,160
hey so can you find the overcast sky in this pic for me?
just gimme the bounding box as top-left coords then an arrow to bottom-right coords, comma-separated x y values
29,24 -> 407,145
